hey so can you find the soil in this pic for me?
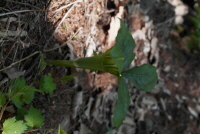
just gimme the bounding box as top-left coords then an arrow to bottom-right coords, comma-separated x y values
0,0 -> 200,134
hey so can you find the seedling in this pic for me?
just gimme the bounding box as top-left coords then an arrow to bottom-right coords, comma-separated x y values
49,19 -> 158,128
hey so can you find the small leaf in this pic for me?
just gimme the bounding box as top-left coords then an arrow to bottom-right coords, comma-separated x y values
24,106 -> 44,128
8,77 -> 38,99
10,77 -> 26,91
9,85 -> 38,100
111,19 -> 136,71
60,75 -> 75,82
2,117 -> 27,134
0,92 -> 6,106
39,51 -> 46,72
113,77 -> 130,128
122,64 -> 158,91
58,125 -> 67,134
39,75 -> 56,94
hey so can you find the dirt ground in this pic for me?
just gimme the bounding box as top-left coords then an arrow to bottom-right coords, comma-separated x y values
0,0 -> 200,134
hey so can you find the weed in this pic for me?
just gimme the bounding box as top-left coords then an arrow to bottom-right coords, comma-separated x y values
49,19 -> 158,128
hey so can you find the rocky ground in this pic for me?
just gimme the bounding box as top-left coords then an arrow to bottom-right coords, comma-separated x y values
0,0 -> 200,134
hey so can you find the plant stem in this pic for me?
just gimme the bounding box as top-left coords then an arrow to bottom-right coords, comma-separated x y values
25,128 -> 57,133
0,101 -> 9,121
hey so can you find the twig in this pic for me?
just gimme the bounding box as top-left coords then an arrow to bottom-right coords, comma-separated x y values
0,10 -> 44,17
0,101 -> 10,121
25,128 -> 57,133
0,51 -> 39,72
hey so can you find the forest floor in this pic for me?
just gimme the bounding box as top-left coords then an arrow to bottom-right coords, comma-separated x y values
0,0 -> 200,134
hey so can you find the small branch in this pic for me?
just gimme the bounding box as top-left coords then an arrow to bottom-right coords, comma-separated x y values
0,101 -> 10,121
25,128 -> 57,133
0,51 -> 39,72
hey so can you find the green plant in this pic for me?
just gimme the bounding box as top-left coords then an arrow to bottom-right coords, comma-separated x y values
0,75 -> 66,134
49,19 -> 158,128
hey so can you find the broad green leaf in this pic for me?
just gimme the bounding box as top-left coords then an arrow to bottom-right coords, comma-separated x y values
111,19 -> 136,71
39,75 -> 56,94
0,92 -> 6,106
122,64 -> 157,91
24,106 -> 44,128
39,51 -> 46,72
58,125 -> 67,134
2,117 -> 27,134
60,75 -> 75,82
113,77 -> 130,128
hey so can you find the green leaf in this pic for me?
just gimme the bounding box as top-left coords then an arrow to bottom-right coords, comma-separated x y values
110,46 -> 124,73
39,51 -> 46,72
10,77 -> 26,90
113,77 -> 130,128
111,19 -> 136,71
58,125 -> 67,134
0,92 -> 6,107
8,77 -> 38,99
9,85 -> 38,100
102,48 -> 120,76
60,75 -> 75,82
11,90 -> 35,108
39,75 -> 56,94
24,106 -> 44,128
8,77 -> 38,108
2,117 -> 27,134
122,64 -> 158,91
